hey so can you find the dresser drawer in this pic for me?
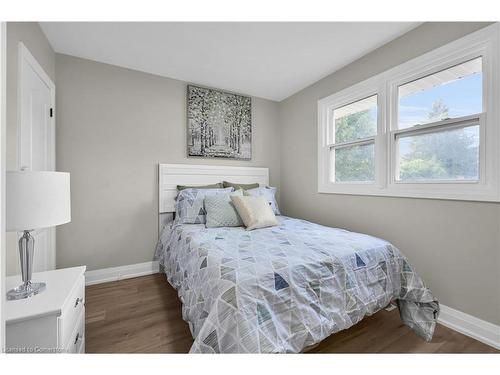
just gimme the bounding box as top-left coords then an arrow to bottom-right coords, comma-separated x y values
58,275 -> 85,348
65,309 -> 85,354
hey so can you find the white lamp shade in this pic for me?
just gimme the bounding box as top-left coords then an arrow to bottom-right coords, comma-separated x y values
6,171 -> 71,231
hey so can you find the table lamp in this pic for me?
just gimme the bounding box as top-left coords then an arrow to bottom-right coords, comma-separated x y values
6,171 -> 71,300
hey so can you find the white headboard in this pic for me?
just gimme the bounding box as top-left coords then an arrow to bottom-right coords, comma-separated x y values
158,164 -> 269,227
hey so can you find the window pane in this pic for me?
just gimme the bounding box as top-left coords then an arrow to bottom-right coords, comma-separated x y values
334,143 -> 375,182
397,124 -> 479,182
398,57 -> 482,129
334,95 -> 377,143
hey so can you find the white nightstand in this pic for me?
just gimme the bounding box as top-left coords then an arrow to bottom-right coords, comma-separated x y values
5,266 -> 86,353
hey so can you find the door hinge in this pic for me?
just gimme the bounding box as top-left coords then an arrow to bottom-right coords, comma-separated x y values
50,108 -> 53,118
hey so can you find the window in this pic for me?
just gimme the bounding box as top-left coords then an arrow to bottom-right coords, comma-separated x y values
396,123 -> 479,182
398,58 -> 482,129
330,95 -> 377,183
318,24 -> 499,201
395,58 -> 482,183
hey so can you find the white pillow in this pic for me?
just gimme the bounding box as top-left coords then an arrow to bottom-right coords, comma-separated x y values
230,195 -> 278,231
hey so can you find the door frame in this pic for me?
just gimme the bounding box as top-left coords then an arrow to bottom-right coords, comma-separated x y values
17,41 -> 56,270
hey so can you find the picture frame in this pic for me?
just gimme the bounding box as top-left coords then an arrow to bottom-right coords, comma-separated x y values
187,85 -> 252,160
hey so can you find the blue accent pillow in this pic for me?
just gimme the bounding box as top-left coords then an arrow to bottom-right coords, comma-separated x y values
175,187 -> 233,224
245,186 -> 280,215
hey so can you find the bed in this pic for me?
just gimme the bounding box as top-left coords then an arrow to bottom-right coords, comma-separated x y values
155,164 -> 439,353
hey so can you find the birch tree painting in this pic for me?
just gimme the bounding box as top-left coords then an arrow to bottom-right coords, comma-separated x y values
187,85 -> 252,159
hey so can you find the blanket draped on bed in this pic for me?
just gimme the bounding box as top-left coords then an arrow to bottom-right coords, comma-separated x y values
155,216 -> 439,353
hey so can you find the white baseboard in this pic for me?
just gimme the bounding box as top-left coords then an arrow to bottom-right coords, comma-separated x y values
85,261 -> 159,286
438,304 -> 500,350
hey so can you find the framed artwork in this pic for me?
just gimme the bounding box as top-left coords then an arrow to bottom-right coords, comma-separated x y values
187,85 -> 252,159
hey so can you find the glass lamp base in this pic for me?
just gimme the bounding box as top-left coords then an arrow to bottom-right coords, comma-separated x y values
7,282 -> 46,300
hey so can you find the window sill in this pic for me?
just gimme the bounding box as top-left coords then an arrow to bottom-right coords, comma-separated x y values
318,184 -> 500,202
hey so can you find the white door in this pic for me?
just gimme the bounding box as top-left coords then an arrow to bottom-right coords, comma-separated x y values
18,42 -> 55,272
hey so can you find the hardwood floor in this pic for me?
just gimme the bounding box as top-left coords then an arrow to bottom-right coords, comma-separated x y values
85,274 -> 498,353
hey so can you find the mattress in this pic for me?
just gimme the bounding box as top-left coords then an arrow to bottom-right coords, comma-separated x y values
154,216 -> 439,353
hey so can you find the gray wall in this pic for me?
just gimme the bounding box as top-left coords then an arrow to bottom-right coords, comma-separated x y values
6,23 -> 55,275
55,54 -> 281,271
279,22 -> 500,325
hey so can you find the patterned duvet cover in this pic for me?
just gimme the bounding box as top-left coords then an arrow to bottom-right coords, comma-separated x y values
154,216 -> 439,353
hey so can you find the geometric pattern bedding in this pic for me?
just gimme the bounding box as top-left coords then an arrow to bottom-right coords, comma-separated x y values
154,216 -> 439,353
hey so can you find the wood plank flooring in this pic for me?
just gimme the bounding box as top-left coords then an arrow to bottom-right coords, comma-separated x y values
85,274 -> 498,353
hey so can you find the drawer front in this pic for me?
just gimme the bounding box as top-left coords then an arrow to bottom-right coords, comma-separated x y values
6,315 -> 58,352
65,309 -> 85,354
58,275 -> 85,348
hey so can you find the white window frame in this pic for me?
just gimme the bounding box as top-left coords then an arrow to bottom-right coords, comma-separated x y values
318,23 -> 500,202
318,78 -> 387,195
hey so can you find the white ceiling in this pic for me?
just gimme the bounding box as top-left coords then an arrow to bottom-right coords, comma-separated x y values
39,22 -> 421,101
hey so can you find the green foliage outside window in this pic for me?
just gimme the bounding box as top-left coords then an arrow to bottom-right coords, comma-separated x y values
334,109 -> 376,182
334,99 -> 479,182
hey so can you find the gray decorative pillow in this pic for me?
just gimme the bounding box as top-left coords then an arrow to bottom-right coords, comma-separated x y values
245,186 -> 281,215
175,187 -> 233,224
204,190 -> 244,228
